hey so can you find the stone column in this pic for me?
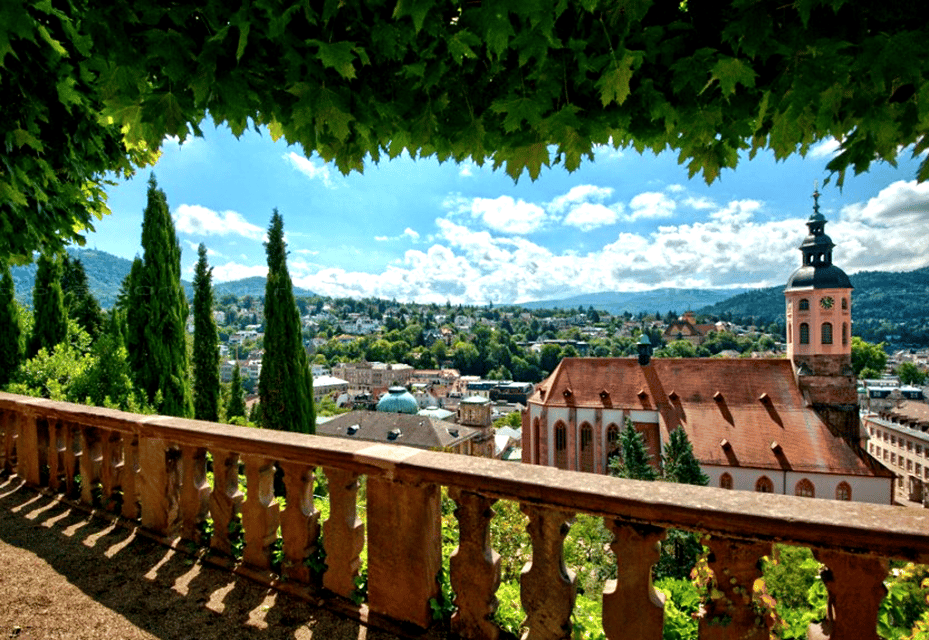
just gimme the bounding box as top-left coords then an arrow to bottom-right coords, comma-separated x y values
520,504 -> 576,640
602,521 -> 665,639
449,488 -> 501,640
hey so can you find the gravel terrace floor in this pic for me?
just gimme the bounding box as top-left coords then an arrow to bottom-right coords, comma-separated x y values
0,475 -> 406,640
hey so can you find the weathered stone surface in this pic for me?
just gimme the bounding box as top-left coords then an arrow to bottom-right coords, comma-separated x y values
180,446 -> 210,543
367,476 -> 441,630
120,433 -> 139,520
602,521 -> 665,640
449,488 -> 501,640
79,427 -> 101,506
241,456 -> 280,572
520,505 -> 576,640
17,414 -> 39,486
700,538 -> 770,640
209,449 -> 244,558
812,549 -> 888,640
322,466 -> 364,599
279,462 -> 319,585
138,437 -> 179,537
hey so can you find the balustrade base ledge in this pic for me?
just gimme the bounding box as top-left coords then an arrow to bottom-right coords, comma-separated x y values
4,476 -> 449,640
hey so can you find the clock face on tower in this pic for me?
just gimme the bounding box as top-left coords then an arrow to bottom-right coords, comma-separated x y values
820,296 -> 835,309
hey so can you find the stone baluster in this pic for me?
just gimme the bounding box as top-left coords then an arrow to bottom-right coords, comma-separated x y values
241,456 -> 280,572
62,422 -> 81,499
46,419 -> 64,492
279,462 -> 320,585
0,410 -> 9,474
700,538 -> 770,640
16,413 -> 40,486
449,488 -> 501,640
367,476 -> 441,629
322,467 -> 365,599
100,430 -> 123,511
79,426 -> 102,506
138,437 -> 180,538
209,450 -> 244,560
179,446 -> 210,544
602,521 -> 665,640
120,434 -> 140,520
520,505 -> 577,640
810,550 -> 889,640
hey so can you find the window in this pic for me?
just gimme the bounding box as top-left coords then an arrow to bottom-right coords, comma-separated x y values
821,322 -> 833,345
835,482 -> 851,501
799,298 -> 810,311
917,445 -> 922,455
554,422 -> 567,469
842,323 -> 848,346
916,464 -> 922,475
891,435 -> 896,445
606,424 -> 620,452
795,479 -> 815,498
579,423 -> 594,473
907,441 -> 913,452
720,473 -> 733,490
907,459 -> 913,471
755,476 -> 774,493
800,323 -> 810,344
842,297 -> 848,310
891,453 -> 896,464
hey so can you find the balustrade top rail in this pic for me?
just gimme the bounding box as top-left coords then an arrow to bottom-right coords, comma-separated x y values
3,392 -> 927,561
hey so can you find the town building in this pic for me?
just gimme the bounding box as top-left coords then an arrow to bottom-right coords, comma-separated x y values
862,410 -> 929,505
662,311 -> 717,346
331,361 -> 414,393
522,193 -> 894,504
312,375 -> 349,403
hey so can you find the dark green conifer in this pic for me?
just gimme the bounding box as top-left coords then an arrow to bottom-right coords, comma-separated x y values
226,364 -> 246,421
662,427 -> 710,486
608,417 -> 658,481
192,244 -> 220,422
119,256 -> 146,386
131,175 -> 192,417
61,254 -> 104,339
259,210 -> 315,433
27,252 -> 68,358
0,265 -> 22,386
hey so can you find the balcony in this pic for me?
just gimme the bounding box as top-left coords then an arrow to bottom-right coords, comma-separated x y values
2,391 -> 928,639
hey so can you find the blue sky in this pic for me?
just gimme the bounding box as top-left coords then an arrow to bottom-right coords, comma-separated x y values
89,124 -> 929,305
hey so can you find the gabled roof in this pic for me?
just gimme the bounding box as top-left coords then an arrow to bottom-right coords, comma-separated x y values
531,357 -> 891,478
319,411 -> 480,449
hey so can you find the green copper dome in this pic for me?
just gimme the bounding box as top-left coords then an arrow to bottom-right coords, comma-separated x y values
376,386 -> 419,414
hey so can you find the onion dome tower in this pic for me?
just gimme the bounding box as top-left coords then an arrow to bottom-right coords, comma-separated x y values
376,386 -> 419,414
784,188 -> 858,439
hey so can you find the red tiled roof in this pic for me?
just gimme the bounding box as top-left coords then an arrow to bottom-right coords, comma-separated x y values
532,357 -> 890,478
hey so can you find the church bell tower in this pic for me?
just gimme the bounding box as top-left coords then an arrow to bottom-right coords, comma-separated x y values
784,189 -> 858,438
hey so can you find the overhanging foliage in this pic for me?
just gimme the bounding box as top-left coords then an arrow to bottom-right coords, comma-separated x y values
3,0 -> 929,260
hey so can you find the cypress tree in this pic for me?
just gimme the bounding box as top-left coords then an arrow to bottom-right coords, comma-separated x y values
133,174 -> 192,417
259,210 -> 315,433
0,265 -> 22,386
119,256 -> 146,387
192,244 -> 220,421
226,364 -> 246,421
61,254 -> 104,339
27,252 -> 68,358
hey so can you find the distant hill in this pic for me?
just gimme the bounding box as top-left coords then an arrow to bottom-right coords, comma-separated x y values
519,288 -> 748,316
9,249 -> 316,309
697,265 -> 929,344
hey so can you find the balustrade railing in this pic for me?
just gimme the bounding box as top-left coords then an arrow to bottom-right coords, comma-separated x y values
2,391 -> 928,639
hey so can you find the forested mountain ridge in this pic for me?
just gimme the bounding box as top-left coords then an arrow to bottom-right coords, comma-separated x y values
520,288 -> 747,316
9,249 -> 315,309
697,266 -> 929,344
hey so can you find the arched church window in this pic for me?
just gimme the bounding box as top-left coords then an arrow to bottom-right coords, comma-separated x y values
579,423 -> 594,472
800,323 -> 809,344
821,322 -> 833,345
835,482 -> 851,501
554,422 -> 567,469
755,476 -> 774,493
795,479 -> 815,498
842,323 -> 848,346
606,424 -> 620,452
799,299 -> 810,311
842,297 -> 848,310
720,473 -> 733,490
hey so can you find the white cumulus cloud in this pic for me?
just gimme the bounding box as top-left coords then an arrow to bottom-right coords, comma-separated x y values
627,192 -> 677,220
211,262 -> 268,282
174,204 -> 265,241
469,195 -> 548,234
285,152 -> 336,189
563,203 -> 622,231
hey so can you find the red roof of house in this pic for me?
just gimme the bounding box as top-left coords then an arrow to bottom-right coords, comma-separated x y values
532,357 -> 891,478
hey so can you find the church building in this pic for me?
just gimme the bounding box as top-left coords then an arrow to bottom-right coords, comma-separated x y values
522,193 -> 894,504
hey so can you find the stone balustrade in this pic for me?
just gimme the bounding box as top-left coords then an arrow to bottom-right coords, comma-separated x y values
2,391 -> 928,639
